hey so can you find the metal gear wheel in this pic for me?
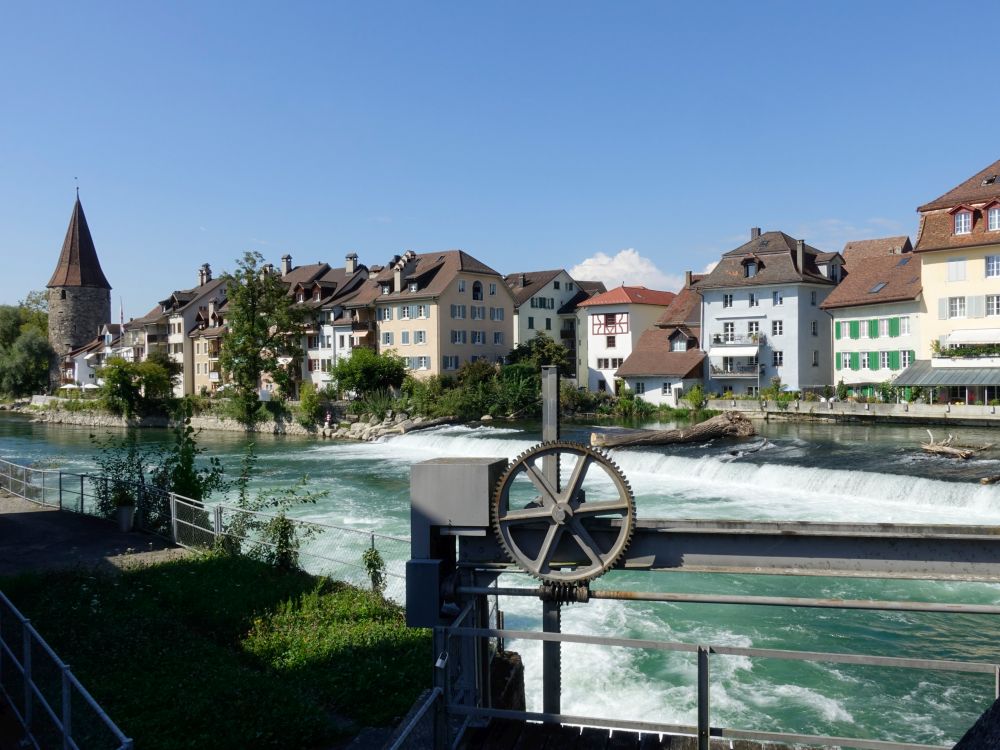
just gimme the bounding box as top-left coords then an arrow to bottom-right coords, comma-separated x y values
492,441 -> 635,583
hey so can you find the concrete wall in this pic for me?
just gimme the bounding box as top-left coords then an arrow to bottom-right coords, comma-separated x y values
707,398 -> 1000,424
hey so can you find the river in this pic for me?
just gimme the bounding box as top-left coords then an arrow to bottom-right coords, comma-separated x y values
2,413 -> 999,745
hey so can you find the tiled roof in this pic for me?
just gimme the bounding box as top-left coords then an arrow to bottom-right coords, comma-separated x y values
915,209 -> 1000,254
128,304 -> 167,327
503,270 -> 564,307
281,263 -> 330,287
47,197 -> 111,289
160,277 -> 227,315
577,280 -> 607,295
368,250 -> 503,301
917,158 -> 1000,212
576,285 -> 676,308
654,279 -> 702,328
842,236 -> 912,262
616,332 -> 705,379
698,231 -> 834,289
819,254 -> 921,310
556,281 -> 608,315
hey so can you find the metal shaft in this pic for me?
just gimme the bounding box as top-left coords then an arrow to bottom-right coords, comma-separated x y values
540,366 -> 561,716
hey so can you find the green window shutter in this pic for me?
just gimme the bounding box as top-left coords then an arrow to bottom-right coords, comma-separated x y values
889,317 -> 900,337
910,349 -> 916,363
869,351 -> 879,370
835,321 -> 841,340
849,321 -> 860,339
868,319 -> 879,339
850,352 -> 860,371
889,350 -> 900,370
835,352 -> 841,370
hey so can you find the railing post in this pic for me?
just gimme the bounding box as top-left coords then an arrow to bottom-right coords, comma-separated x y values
79,475 -> 85,514
432,626 -> 450,750
40,470 -> 46,505
58,471 -> 63,511
61,664 -> 72,750
170,494 -> 179,543
995,664 -> 999,700
697,646 -> 710,750
23,620 -> 33,735
213,505 -> 223,540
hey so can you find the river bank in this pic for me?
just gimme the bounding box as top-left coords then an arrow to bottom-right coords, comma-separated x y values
707,398 -> 1000,426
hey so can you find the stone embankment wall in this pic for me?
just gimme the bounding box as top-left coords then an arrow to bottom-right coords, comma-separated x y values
707,399 -> 1000,426
27,407 -> 452,441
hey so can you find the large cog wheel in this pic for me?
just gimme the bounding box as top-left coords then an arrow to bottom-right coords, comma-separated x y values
492,441 -> 635,583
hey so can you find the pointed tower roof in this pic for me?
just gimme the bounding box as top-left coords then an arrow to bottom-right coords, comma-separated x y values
47,196 -> 111,289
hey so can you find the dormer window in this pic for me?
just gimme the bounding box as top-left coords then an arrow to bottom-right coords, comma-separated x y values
670,336 -> 687,352
296,292 -> 305,303
955,210 -> 972,235
989,207 -> 1000,232
745,261 -> 757,278
408,282 -> 418,293
314,290 -> 321,301
381,285 -> 391,295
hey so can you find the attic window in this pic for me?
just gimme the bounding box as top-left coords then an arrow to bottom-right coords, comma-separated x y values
743,260 -> 758,278
896,257 -> 911,267
381,285 -> 391,295
869,282 -> 888,294
955,210 -> 972,235
408,282 -> 418,293
982,175 -> 997,186
758,240 -> 770,248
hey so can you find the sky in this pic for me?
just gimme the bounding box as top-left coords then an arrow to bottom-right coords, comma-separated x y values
2,1 -> 999,318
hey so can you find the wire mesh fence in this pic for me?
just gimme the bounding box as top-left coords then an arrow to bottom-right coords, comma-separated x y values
0,591 -> 133,750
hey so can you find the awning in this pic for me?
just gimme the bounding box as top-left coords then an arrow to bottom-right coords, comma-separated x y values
947,328 -> 1000,345
894,360 -> 1000,386
707,346 -> 758,357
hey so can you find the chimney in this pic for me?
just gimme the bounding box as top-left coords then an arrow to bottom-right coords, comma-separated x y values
684,270 -> 692,288
198,263 -> 212,286
208,300 -> 216,319
281,254 -> 292,276
394,265 -> 403,292
796,239 -> 805,271
519,273 -> 526,287
750,227 -> 761,240
345,253 -> 357,274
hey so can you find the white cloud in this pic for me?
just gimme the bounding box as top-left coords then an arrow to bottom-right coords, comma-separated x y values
570,248 -> 714,293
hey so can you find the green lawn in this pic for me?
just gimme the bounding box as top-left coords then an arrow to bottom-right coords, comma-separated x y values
2,554 -> 431,749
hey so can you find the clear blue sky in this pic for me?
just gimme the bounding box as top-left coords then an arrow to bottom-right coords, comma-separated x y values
2,1 -> 998,317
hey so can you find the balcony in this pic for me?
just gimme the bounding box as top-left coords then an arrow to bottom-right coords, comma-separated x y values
351,320 -> 374,332
710,334 -> 766,347
710,364 -> 763,379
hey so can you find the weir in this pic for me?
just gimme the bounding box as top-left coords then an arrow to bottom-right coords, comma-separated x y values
401,368 -> 1000,750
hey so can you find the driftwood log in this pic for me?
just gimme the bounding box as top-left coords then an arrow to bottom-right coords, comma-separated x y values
921,430 -> 993,460
591,411 -> 755,449
980,475 -> 1000,485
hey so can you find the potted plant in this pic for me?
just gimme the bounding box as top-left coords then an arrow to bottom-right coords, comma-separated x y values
112,484 -> 135,533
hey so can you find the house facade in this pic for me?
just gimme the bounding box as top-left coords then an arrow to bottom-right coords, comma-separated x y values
160,265 -> 227,397
577,286 -> 677,394
699,229 -> 842,395
821,237 -> 922,397
616,273 -> 705,406
895,158 -> 1000,403
190,301 -> 227,395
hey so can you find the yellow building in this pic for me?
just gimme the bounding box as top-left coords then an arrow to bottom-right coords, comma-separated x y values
897,158 -> 1000,403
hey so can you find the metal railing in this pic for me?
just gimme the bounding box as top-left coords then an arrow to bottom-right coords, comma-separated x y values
0,591 -> 133,750
426,587 -> 1000,750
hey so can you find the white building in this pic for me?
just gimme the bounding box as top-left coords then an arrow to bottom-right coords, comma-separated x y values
159,264 -> 227,396
699,229 -> 843,396
576,286 -> 677,394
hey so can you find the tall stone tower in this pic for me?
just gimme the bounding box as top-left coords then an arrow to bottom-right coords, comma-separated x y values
47,196 -> 111,380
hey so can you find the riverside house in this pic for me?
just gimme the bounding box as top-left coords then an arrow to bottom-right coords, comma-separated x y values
699,229 -> 842,395
820,237 -> 922,398
896,158 -> 1000,404
577,285 -> 677,394
160,265 -> 227,397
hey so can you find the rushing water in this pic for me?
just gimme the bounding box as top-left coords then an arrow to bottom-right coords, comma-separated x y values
3,413 -> 1000,745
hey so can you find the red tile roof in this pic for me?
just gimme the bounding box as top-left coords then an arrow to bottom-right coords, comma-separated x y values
917,158 -> 1000,212
842,236 -> 912,262
576,285 -> 676,308
616,333 -> 705,378
819,254 -> 921,310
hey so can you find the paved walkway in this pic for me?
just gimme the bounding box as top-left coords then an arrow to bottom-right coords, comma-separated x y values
0,491 -> 188,577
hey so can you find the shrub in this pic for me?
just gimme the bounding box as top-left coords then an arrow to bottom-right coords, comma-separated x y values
297,382 -> 322,427
836,379 -> 848,401
683,384 -> 707,411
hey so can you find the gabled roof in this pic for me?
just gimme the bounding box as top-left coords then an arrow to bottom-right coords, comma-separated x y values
281,262 -> 330,289
698,231 -> 834,289
918,158 -> 1000,212
159,277 -> 227,315
576,285 -> 676,308
503,269 -> 564,307
369,250 -> 504,301
842,236 -> 912,262
616,333 -> 705,379
47,197 -> 111,289
654,278 -> 703,328
819,254 -> 921,310
128,304 -> 167,327
556,280 -> 608,315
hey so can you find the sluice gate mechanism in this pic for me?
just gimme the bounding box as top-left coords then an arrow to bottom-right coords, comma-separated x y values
402,368 -> 1000,750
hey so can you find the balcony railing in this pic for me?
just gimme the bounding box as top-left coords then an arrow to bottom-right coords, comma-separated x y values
711,334 -> 765,346
710,364 -> 762,378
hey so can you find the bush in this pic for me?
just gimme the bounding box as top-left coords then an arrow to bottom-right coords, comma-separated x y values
836,379 -> 848,401
355,388 -> 397,419
332,348 -> 406,398
683,384 -> 707,411
297,382 -> 322,427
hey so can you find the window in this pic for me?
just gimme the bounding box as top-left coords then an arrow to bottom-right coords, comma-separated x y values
949,296 -> 966,318
489,307 -> 505,321
859,319 -> 869,339
879,318 -> 890,337
401,331 -> 410,345
528,317 -> 534,329
747,321 -> 760,337
607,336 -> 616,348
494,331 -> 504,345
811,320 -> 818,336
990,208 -> 1000,232
450,330 -> 467,344
723,294 -> 733,308
745,262 -> 757,278
296,292 -> 304,303
553,281 -> 560,290
879,351 -> 890,370
723,322 -> 735,342
635,381 -> 645,394
772,320 -> 783,336
772,350 -> 783,367
489,282 -> 497,296
749,293 -> 759,307
400,305 -> 411,319
812,350 -> 819,366
545,318 -> 552,330
612,358 -> 623,368
902,350 -> 912,368
810,291 -> 817,306
604,313 -> 617,327
772,291 -> 783,306
379,306 -> 393,321
989,295 -> 1000,316
471,330 -> 485,345
746,386 -> 759,397
671,337 -> 687,352
381,285 -> 390,295
900,316 -> 910,335
472,281 -> 483,300
408,282 -> 418,293
662,383 -> 670,395
381,332 -> 393,346
955,211 -> 972,235
567,282 -> 574,291
948,258 -> 967,282
987,256 -> 1000,278
458,280 -> 466,293
415,330 -> 427,344
443,355 -> 459,370
471,306 -> 486,320
338,335 -> 345,347
450,304 -> 466,319
860,351 -> 870,370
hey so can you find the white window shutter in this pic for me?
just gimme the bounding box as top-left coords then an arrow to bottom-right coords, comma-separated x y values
938,298 -> 949,320
969,295 -> 986,319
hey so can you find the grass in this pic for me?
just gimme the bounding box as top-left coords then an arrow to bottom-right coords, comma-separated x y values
1,554 -> 431,750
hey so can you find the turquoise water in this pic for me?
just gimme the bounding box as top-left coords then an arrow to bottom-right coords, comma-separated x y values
3,413 -> 1000,745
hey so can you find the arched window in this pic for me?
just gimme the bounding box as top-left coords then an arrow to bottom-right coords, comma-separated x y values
472,281 -> 483,300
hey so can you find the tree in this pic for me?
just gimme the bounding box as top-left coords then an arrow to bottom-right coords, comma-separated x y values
506,332 -> 572,377
0,329 -> 53,397
331,348 -> 406,397
219,251 -> 308,428
98,357 -> 173,417
150,399 -> 226,502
